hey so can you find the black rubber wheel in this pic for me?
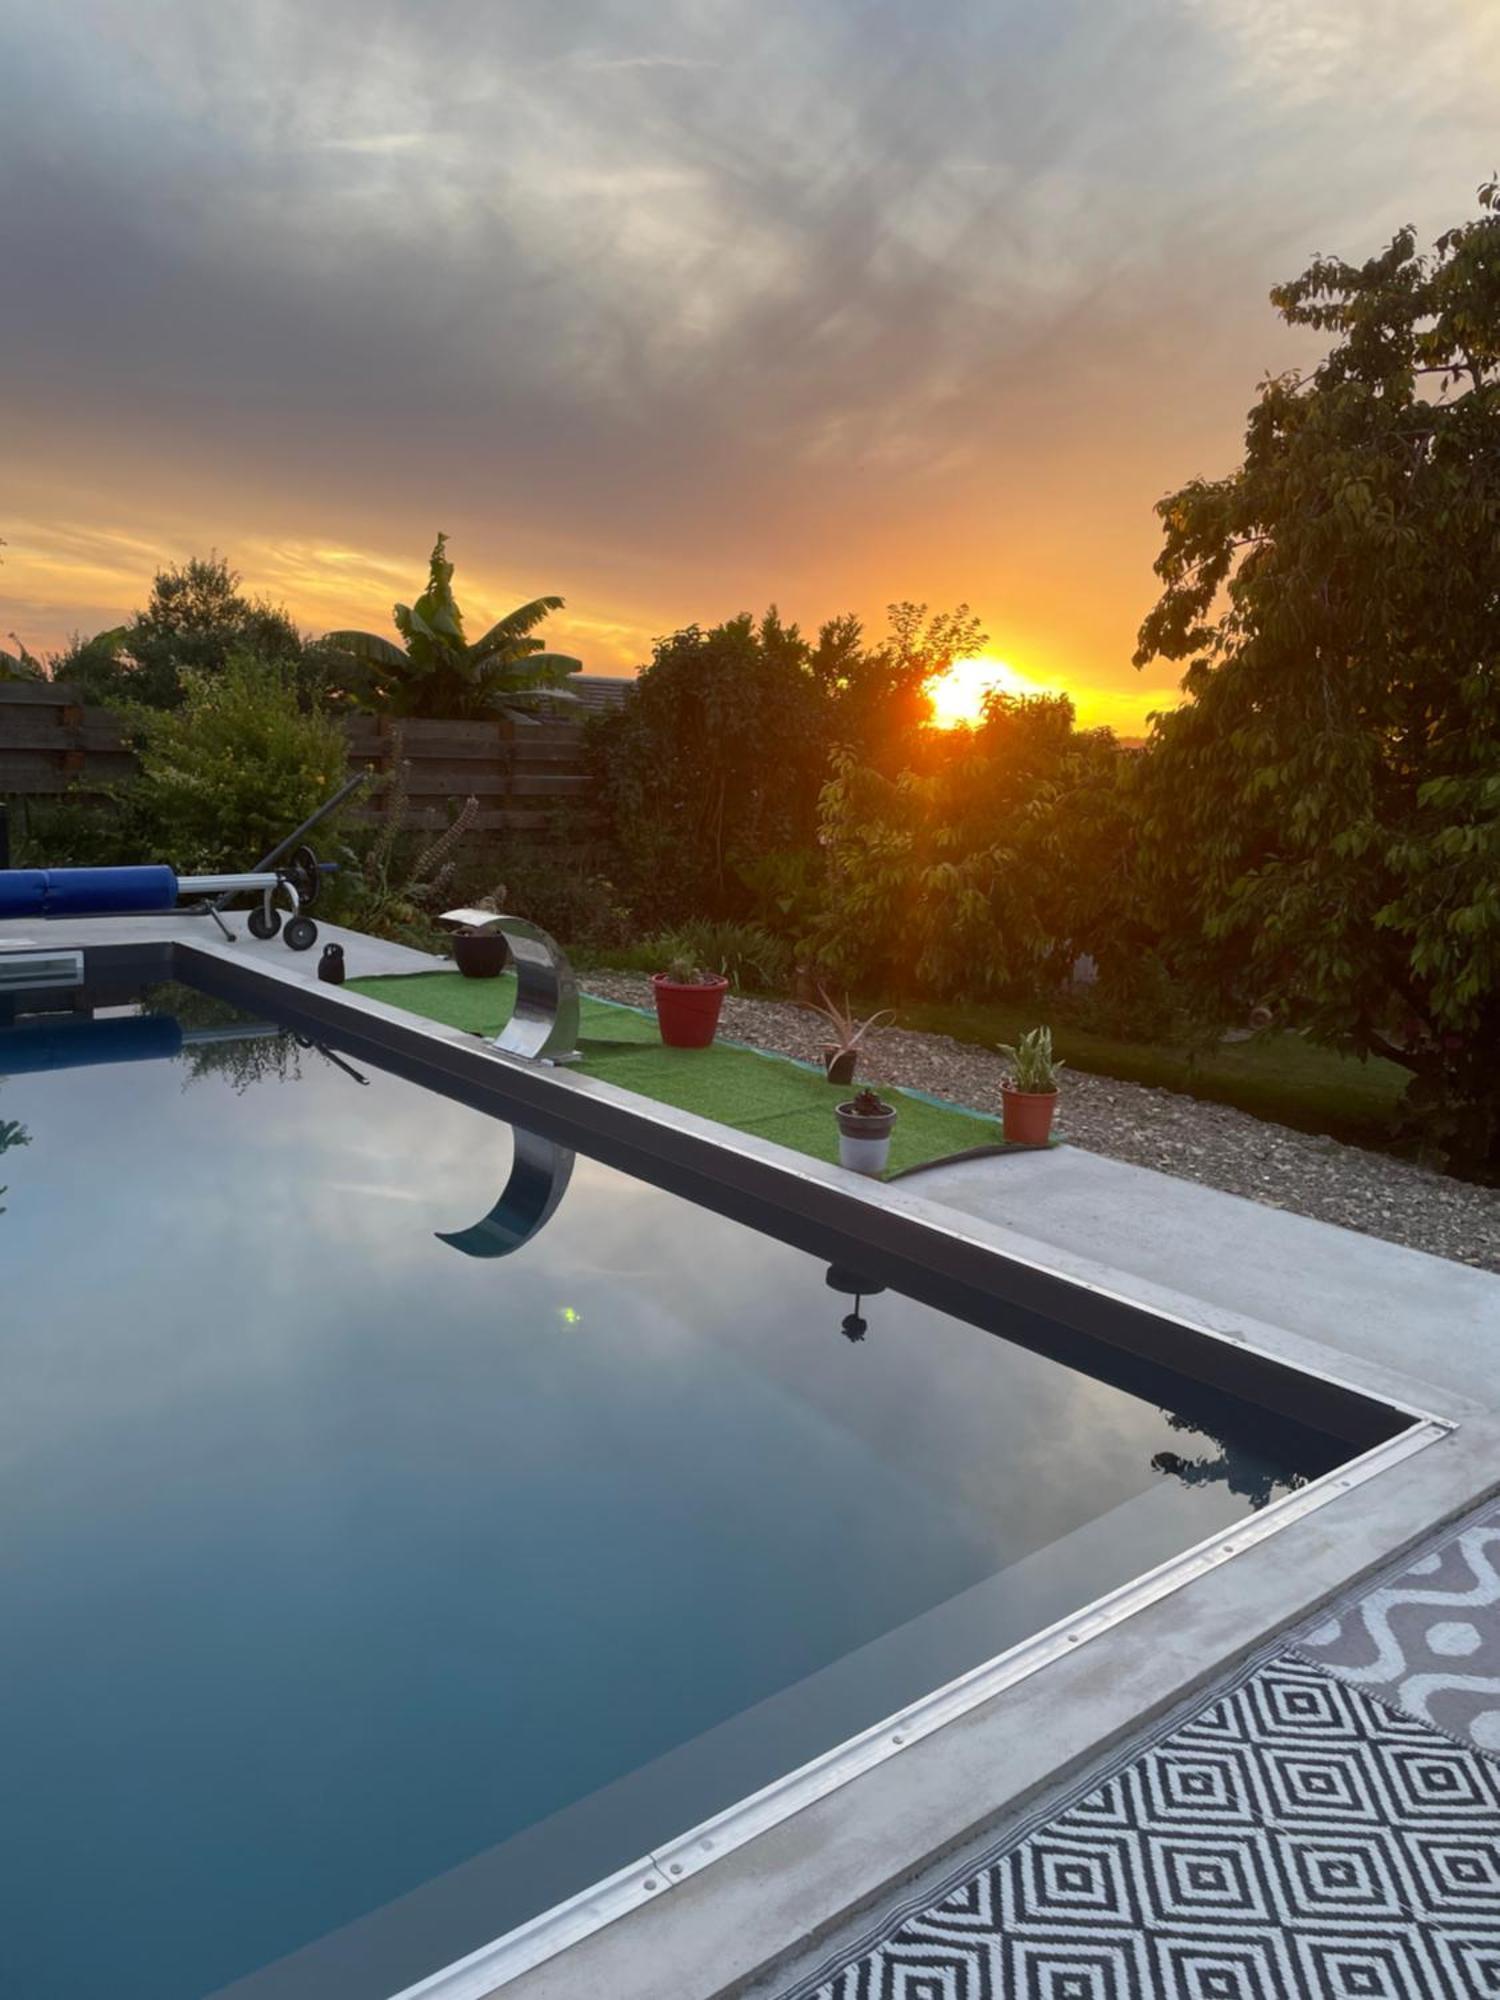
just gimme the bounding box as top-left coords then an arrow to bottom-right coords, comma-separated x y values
247,905 -> 281,940
283,915 -> 318,952
285,844 -> 321,909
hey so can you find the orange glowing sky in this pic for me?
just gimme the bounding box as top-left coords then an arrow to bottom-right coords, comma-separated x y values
3,4 -> 1497,736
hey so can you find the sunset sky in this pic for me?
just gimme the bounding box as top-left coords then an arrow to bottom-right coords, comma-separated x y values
3,2 -> 1497,733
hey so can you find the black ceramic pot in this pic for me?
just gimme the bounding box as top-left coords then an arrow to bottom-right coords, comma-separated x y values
453,931 -> 509,979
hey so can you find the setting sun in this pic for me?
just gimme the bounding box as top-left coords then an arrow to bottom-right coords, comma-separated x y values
927,655 -> 1045,729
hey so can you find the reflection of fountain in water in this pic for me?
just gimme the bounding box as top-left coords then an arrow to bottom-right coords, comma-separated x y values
436,1126 -> 576,1260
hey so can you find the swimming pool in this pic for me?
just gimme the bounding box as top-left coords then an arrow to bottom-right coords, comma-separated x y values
0,958 -> 1422,2000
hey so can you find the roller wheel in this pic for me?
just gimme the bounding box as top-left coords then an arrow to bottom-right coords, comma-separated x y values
285,844 -> 321,909
283,915 -> 318,952
247,905 -> 281,940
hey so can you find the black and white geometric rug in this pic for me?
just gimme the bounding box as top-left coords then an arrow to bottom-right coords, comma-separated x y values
783,1502 -> 1500,2000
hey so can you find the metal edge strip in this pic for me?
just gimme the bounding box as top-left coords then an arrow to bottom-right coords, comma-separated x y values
388,1416 -> 1450,1998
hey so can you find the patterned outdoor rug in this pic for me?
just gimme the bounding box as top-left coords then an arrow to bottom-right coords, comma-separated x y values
1296,1501 -> 1500,1758
782,1499 -> 1500,2000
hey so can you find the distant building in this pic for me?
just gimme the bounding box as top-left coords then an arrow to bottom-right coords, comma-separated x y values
568,674 -> 634,717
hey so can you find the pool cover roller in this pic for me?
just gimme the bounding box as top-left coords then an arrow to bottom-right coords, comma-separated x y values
0,774 -> 367,951
0,861 -> 322,950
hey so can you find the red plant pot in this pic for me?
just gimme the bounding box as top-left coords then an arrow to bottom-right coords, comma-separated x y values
1002,1086 -> 1057,1146
652,973 -> 729,1048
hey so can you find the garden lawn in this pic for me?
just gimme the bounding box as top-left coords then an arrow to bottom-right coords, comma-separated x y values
347,971 -> 1025,1176
896,998 -> 1410,1150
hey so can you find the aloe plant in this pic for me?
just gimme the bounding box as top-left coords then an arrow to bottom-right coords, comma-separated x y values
997,1025 -> 1064,1093
325,534 -> 581,721
802,986 -> 894,1057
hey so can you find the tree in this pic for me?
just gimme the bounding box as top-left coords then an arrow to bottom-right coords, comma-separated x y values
809,690 -> 1131,998
811,601 -> 986,771
1134,183 -> 1500,1161
323,533 -> 581,720
592,611 -> 830,925
55,552 -> 315,707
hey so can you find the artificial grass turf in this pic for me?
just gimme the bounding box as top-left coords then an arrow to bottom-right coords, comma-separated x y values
346,970 -> 1019,1175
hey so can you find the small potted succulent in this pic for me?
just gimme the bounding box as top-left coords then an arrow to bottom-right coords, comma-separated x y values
451,894 -> 509,979
998,1025 -> 1063,1145
835,1085 -> 898,1176
652,955 -> 730,1048
802,987 -> 894,1085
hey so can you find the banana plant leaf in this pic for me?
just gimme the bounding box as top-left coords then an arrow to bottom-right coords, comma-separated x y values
469,597 -> 565,657
324,630 -> 409,668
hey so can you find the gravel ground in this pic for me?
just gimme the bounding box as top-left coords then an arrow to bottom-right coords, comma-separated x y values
584,972 -> 1500,1274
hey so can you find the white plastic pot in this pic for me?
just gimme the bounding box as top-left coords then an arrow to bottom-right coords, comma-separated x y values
835,1099 -> 896,1177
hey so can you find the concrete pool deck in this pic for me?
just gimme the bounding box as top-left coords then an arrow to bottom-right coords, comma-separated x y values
5,910 -> 1499,1999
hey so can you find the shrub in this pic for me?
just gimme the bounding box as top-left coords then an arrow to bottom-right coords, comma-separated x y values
337,745 -> 480,944
808,693 -> 1136,1000
125,653 -> 348,872
600,920 -> 790,990
662,920 -> 790,989
485,850 -> 635,952
6,791 -> 137,868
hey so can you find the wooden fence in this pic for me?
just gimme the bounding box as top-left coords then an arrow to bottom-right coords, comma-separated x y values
0,680 -> 138,800
0,681 -> 601,836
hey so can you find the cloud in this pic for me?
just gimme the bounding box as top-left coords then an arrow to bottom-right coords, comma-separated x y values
2,0 -> 1497,727
564,52 -> 721,72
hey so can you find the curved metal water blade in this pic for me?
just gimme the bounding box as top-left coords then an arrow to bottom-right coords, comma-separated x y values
437,910 -> 582,1063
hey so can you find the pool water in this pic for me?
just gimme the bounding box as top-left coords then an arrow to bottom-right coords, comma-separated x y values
0,987 -> 1352,1999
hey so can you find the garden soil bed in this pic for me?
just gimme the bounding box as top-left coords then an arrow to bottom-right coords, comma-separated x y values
582,973 -> 1500,1274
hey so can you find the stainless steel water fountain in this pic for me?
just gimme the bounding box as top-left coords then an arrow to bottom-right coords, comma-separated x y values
436,909 -> 582,1063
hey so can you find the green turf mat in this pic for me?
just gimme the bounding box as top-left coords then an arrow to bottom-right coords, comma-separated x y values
347,970 -> 1019,1175
345,969 -> 659,1046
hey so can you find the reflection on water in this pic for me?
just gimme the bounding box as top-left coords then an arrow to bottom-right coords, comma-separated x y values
436,1125 -> 576,1260
1152,1412 -> 1307,1511
0,1111 -> 29,1214
0,978 -> 1351,2000
7,982 -> 1341,1513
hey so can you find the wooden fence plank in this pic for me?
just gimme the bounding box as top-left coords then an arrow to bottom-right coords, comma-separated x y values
1,685 -> 598,834
0,714 -> 128,752
0,680 -> 90,706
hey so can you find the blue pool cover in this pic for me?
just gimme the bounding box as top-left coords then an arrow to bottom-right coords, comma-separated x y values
0,864 -> 178,917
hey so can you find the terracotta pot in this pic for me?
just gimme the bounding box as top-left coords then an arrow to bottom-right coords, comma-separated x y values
823,1045 -> 858,1086
453,931 -> 509,979
652,972 -> 729,1048
1002,1086 -> 1057,1146
835,1098 -> 897,1176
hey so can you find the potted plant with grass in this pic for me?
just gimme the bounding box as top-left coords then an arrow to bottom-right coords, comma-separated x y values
802,987 -> 894,1085
835,1085 -> 898,1176
998,1026 -> 1063,1145
451,893 -> 510,978
652,955 -> 730,1048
